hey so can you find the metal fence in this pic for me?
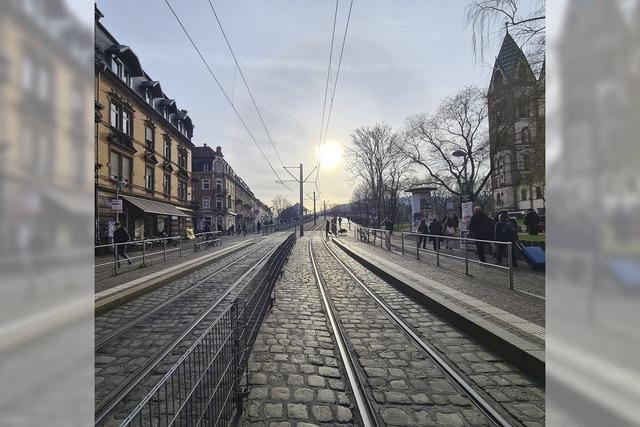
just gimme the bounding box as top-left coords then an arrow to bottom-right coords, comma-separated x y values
119,232 -> 296,427
95,232 -> 222,276
400,232 -> 514,290
355,226 -> 392,251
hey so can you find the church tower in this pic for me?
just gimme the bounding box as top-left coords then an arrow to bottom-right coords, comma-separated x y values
488,31 -> 544,211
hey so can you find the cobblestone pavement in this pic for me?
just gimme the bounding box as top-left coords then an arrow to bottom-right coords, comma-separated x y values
348,232 -> 545,326
322,234 -> 545,426
241,234 -> 356,427
95,234 -> 290,424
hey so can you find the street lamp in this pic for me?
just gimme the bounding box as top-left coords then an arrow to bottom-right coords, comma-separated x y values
451,150 -> 469,201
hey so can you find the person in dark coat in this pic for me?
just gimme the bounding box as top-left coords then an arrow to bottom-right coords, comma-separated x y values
257,221 -> 262,234
229,224 -> 235,236
524,209 -> 538,235
495,213 -> 518,266
113,222 -> 132,267
428,218 -> 443,250
325,218 -> 330,238
417,219 -> 428,249
242,223 -> 247,237
468,206 -> 492,262
331,217 -> 338,236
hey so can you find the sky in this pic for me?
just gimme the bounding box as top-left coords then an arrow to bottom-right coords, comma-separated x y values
95,0 -> 538,207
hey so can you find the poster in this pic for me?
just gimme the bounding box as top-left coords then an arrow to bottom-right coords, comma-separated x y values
461,201 -> 473,223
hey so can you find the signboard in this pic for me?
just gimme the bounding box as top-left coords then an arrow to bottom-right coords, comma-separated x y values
111,199 -> 123,213
461,201 -> 474,223
461,193 -> 472,203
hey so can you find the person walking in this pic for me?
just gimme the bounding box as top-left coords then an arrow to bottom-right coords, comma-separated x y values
242,223 -> 247,237
417,219 -> 428,249
524,208 -> 538,235
325,218 -> 330,238
468,206 -> 492,262
257,221 -> 262,234
428,218 -> 443,251
495,212 -> 518,266
113,222 -> 132,267
338,216 -> 342,229
331,217 -> 338,236
229,224 -> 234,236
443,216 -> 457,250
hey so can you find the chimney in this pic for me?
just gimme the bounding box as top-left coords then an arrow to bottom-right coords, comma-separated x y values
203,143 -> 207,147
216,146 -> 223,156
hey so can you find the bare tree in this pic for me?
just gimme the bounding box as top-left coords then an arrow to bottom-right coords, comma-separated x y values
403,86 -> 491,203
271,195 -> 291,218
346,123 -> 409,225
465,0 -> 545,71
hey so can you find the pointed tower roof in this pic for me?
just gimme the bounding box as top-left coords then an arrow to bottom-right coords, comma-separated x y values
494,32 -> 529,78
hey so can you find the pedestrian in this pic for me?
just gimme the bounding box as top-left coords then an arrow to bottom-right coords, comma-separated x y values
338,216 -> 342,229
242,223 -> 247,237
325,218 -> 330,238
495,212 -> 518,266
428,218 -> 443,251
468,206 -> 492,262
524,208 -> 538,235
257,221 -> 262,234
229,224 -> 234,236
331,217 -> 337,236
443,216 -> 457,250
417,219 -> 428,249
113,222 -> 132,267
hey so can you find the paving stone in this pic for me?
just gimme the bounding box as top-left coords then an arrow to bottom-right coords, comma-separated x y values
271,387 -> 290,401
363,367 -> 386,377
311,405 -> 333,423
317,389 -> 336,403
293,388 -> 314,402
390,379 -> 408,389
264,403 -> 283,418
436,412 -> 465,427
307,375 -> 325,387
286,403 -> 308,420
318,366 -> 341,378
328,379 -> 345,391
415,411 -> 436,426
249,373 -> 267,385
514,403 -> 545,419
384,391 -> 412,404
248,401 -> 262,418
336,406 -> 353,423
411,393 -> 433,404
381,407 -> 412,425
248,387 -> 268,400
287,374 -> 304,386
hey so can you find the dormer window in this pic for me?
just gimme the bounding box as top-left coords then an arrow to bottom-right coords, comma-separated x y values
145,89 -> 151,104
177,121 -> 184,134
163,107 -> 169,120
111,57 -> 131,86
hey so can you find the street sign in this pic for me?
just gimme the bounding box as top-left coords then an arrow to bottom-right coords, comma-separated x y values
111,199 -> 123,213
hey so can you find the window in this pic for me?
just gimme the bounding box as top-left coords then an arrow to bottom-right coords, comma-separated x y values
535,186 -> 543,199
202,179 -> 210,190
203,163 -> 209,171
523,154 -> 530,170
521,127 -> 531,144
203,217 -> 212,228
521,188 -> 528,201
216,197 -> 223,211
145,165 -> 154,191
177,121 -> 184,134
163,174 -> 171,195
177,149 -> 187,169
112,57 -> 130,86
216,162 -> 223,172
110,102 -> 132,135
202,197 -> 210,209
110,151 -> 132,183
163,107 -> 169,120
216,178 -> 223,192
145,125 -> 155,150
145,89 -> 152,104
178,180 -> 187,200
163,139 -> 171,160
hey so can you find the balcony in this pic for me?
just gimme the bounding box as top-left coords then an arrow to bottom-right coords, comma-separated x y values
108,128 -> 136,153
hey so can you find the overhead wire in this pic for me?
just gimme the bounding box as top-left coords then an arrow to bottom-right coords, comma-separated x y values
315,0 -> 354,192
162,0 -> 294,193
206,0 -> 286,169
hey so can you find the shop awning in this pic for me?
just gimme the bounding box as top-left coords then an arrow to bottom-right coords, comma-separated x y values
122,195 -> 191,218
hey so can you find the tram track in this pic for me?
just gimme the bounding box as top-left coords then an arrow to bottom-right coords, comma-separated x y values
309,233 -> 516,426
95,234 -> 290,426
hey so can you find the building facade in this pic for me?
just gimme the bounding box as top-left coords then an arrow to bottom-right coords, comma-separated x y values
95,8 -> 196,242
488,32 -> 546,212
192,145 -> 271,232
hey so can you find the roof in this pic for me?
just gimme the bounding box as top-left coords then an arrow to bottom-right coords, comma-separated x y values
121,195 -> 191,218
494,33 -> 528,78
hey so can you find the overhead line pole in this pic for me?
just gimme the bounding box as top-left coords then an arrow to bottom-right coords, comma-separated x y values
283,164 -> 317,238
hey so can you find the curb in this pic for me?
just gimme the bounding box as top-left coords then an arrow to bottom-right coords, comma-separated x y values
332,238 -> 545,384
95,240 -> 256,315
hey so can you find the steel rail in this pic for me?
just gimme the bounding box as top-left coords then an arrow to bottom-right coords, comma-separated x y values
95,239 -> 284,426
95,239 -> 273,350
308,238 -> 379,427
321,237 -> 514,427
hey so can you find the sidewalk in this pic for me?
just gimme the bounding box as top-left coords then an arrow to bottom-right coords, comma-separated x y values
333,233 -> 545,380
95,233 -> 262,293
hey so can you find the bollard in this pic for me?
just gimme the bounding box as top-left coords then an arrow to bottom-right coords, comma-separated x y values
142,240 -> 146,265
508,242 -> 514,290
179,236 -> 182,257
163,239 -> 167,262
464,238 -> 469,275
436,238 -> 440,267
416,235 -> 420,260
401,233 -> 405,255
114,242 -> 119,274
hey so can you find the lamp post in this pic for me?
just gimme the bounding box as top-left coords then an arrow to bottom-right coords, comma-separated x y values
452,149 -> 469,207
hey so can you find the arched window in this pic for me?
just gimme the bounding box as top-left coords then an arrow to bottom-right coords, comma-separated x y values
521,127 -> 532,144
523,154 -> 530,170
496,193 -> 501,206
503,154 -> 511,172
521,188 -> 528,201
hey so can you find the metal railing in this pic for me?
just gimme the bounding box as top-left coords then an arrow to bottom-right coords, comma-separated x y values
355,226 -> 392,251
95,232 -> 222,276
400,232 -> 514,290
119,232 -> 296,427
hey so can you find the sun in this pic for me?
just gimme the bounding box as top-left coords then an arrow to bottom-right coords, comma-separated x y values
319,141 -> 343,170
